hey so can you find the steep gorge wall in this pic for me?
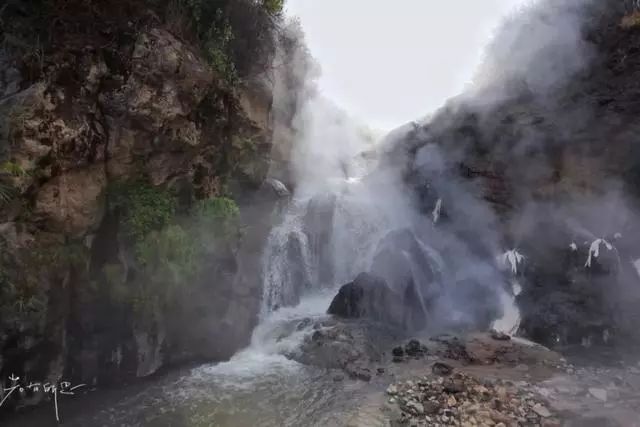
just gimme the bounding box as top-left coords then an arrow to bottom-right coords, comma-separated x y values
388,1 -> 640,349
0,0 -> 296,404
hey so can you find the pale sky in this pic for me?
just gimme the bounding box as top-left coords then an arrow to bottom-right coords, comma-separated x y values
286,0 -> 528,130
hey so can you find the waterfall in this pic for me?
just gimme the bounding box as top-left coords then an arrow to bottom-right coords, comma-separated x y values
260,199 -> 315,316
259,176 -> 391,317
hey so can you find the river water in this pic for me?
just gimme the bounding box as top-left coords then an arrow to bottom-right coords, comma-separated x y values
6,289 -> 385,427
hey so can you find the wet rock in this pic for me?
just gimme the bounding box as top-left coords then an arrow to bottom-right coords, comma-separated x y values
490,329 -> 511,341
430,334 -> 473,363
432,362 -> 454,376
392,346 -> 405,357
405,339 -> 426,357
370,229 -> 439,330
405,400 -> 424,415
296,318 -> 313,331
444,378 -> 465,394
263,178 -> 290,198
346,366 -> 372,382
327,273 -> 405,327
291,318 -> 400,381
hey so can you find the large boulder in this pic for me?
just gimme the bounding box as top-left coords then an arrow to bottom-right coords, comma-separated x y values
369,229 -> 442,330
328,272 -> 419,330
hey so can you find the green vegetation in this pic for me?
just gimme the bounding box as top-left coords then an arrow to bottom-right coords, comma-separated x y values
129,224 -> 198,315
2,0 -> 284,85
0,161 -> 27,206
106,178 -> 240,314
0,270 -> 46,319
193,196 -> 239,228
109,180 -> 177,241
621,11 -> 640,28
0,237 -> 80,325
172,0 -> 282,82
262,0 -> 284,16
180,1 -> 238,83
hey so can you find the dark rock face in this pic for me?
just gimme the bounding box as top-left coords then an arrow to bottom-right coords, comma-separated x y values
288,317 -> 401,379
327,273 -> 408,329
381,1 -> 640,349
371,229 -> 439,297
369,229 -> 442,331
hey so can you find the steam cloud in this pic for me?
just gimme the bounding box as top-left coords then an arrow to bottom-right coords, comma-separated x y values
267,0 -> 640,346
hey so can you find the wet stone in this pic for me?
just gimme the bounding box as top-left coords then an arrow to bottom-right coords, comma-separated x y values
432,362 -> 454,376
490,329 -> 511,341
405,339 -> 426,357
392,346 -> 405,357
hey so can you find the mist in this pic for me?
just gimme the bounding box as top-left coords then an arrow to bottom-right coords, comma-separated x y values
265,0 -> 640,349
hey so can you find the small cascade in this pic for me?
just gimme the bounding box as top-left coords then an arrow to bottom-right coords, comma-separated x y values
260,183 -> 386,316
492,280 -> 522,336
259,157 -> 395,317
260,198 -> 316,315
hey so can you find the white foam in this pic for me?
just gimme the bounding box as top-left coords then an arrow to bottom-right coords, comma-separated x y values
491,289 -> 521,336
634,259 -> 640,279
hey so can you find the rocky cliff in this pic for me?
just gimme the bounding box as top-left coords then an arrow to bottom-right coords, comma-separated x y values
0,0 -> 296,407
386,0 -> 640,349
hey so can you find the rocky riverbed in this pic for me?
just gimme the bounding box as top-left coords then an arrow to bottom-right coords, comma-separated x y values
378,335 -> 640,427
287,319 -> 640,427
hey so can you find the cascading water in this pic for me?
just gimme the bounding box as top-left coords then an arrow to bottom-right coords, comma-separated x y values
260,176 -> 393,317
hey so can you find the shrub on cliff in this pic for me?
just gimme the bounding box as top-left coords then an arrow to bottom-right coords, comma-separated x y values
0,162 -> 27,207
621,11 -> 640,29
192,196 -> 240,237
170,0 -> 283,82
108,180 -> 177,241
105,178 -> 241,314
1,0 -> 284,84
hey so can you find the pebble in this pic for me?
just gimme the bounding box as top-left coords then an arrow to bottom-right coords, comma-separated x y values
387,371 -> 560,426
